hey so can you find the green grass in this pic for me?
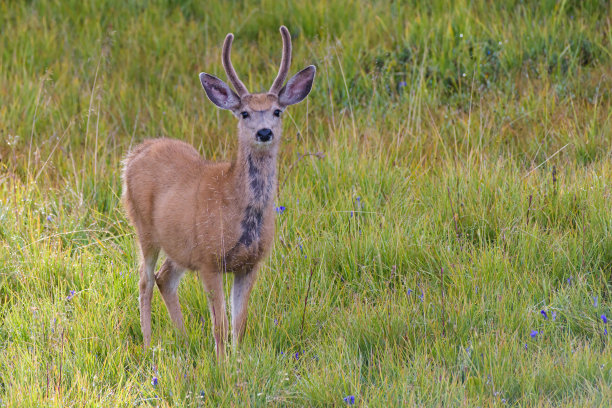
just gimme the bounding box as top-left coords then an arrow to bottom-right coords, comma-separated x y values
1,0 -> 611,406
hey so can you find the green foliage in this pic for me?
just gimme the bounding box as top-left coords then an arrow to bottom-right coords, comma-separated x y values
1,0 -> 611,406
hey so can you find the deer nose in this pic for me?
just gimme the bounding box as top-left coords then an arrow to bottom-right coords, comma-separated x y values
256,128 -> 273,142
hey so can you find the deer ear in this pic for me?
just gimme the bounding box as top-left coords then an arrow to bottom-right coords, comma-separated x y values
278,65 -> 316,106
199,73 -> 241,110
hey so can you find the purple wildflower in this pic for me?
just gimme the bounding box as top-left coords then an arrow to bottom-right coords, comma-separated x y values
524,343 -> 528,350
406,289 -> 413,296
399,81 -> 407,88
343,395 -> 355,405
593,296 -> 598,307
540,310 -> 548,320
200,391 -> 205,398
275,206 -> 286,214
602,314 -> 608,324
566,276 -> 572,285
46,215 -> 53,222
297,239 -> 306,258
530,330 -> 538,338
551,311 -> 557,321
66,290 -> 76,301
151,376 -> 158,387
294,352 -> 299,360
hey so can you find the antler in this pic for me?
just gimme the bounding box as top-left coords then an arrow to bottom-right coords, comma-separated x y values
222,33 -> 249,97
269,26 -> 292,94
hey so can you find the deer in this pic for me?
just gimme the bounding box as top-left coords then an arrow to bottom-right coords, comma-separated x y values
121,26 -> 315,358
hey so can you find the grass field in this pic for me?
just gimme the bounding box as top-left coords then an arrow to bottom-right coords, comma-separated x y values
1,0 -> 611,406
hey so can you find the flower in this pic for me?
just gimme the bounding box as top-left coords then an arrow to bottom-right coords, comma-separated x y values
602,314 -> 608,324
200,391 -> 205,398
551,311 -> 557,321
530,330 -> 538,338
593,296 -> 598,307
343,395 -> 355,405
540,310 -> 548,319
294,352 -> 299,360
406,289 -> 413,296
399,81 -> 407,88
275,206 -> 286,214
151,376 -> 158,387
66,290 -> 76,301
354,197 -> 363,212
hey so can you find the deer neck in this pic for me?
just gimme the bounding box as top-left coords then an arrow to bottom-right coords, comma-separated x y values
233,142 -> 278,208
225,140 -> 278,251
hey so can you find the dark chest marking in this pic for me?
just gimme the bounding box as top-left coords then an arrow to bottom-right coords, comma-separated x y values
238,205 -> 263,247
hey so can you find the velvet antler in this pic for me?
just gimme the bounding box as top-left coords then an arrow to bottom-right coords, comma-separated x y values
222,33 -> 249,97
269,26 -> 292,94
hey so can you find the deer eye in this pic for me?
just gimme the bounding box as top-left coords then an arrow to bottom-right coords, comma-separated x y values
241,111 -> 249,119
273,109 -> 282,117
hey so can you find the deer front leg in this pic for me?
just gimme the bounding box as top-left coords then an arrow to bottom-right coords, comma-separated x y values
155,258 -> 187,335
199,267 -> 228,359
231,266 -> 259,347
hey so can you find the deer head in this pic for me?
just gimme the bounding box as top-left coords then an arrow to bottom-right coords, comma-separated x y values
199,26 -> 316,151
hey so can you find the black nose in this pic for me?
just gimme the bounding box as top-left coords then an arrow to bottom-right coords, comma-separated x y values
256,128 -> 273,142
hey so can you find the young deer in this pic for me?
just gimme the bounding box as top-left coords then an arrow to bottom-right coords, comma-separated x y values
121,26 -> 315,358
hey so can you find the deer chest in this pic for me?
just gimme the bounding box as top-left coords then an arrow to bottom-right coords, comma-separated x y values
222,205 -> 273,272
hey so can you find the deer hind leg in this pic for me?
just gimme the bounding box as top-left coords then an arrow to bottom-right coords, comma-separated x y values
155,258 -> 187,335
231,266 -> 259,347
199,267 -> 228,359
139,246 -> 159,348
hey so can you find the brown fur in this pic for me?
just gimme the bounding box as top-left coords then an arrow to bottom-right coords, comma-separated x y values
123,138 -> 275,271
122,133 -> 277,357
241,94 -> 278,111
121,26 -> 315,359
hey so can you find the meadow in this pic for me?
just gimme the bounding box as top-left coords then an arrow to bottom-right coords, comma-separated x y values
0,0 -> 611,406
